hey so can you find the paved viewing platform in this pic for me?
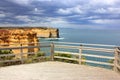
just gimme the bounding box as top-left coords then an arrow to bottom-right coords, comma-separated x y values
0,61 -> 120,80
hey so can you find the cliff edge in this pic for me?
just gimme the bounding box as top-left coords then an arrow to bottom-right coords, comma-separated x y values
0,27 -> 59,57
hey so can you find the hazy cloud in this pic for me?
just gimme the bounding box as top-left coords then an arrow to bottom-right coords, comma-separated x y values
0,14 -> 6,18
57,5 -> 84,15
0,0 -> 120,29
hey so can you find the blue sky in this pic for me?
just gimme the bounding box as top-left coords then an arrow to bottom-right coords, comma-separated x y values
0,0 -> 120,29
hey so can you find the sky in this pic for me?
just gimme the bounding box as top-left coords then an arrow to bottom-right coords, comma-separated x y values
0,0 -> 120,29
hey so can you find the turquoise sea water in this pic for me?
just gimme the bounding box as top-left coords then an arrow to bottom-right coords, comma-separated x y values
59,28 -> 120,45
40,28 -> 120,68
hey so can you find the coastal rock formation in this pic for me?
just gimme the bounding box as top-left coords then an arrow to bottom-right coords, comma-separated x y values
31,28 -> 59,38
0,27 -> 59,57
0,27 -> 59,38
0,29 -> 39,57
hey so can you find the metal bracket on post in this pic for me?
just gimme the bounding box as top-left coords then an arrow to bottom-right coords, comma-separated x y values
50,42 -> 54,61
20,44 -> 24,64
79,45 -> 83,65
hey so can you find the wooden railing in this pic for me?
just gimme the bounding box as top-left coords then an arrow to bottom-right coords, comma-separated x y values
52,42 -> 120,72
0,42 -> 120,73
0,42 -> 52,65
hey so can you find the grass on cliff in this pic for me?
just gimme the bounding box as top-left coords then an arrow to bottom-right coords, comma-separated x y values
54,53 -> 86,65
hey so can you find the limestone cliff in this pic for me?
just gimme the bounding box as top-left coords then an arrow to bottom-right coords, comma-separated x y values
31,28 -> 59,38
0,27 -> 59,38
0,29 -> 39,57
0,27 -> 59,57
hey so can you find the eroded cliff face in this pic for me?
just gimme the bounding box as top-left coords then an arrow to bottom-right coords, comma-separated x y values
0,27 -> 59,38
0,29 -> 39,57
0,27 -> 59,57
31,28 -> 59,38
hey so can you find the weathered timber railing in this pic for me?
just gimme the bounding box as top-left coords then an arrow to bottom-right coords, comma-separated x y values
52,42 -> 120,73
0,42 -> 52,65
0,42 -> 120,73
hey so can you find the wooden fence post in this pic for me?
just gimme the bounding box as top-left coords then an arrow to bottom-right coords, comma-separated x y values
113,47 -> 118,72
50,42 -> 54,61
79,45 -> 83,65
20,44 -> 24,64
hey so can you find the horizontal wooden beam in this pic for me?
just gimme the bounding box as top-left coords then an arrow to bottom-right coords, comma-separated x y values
55,45 -> 79,49
54,56 -> 78,61
0,59 -> 21,63
82,60 -> 114,66
82,53 -> 114,59
83,47 -> 114,53
55,51 -> 79,56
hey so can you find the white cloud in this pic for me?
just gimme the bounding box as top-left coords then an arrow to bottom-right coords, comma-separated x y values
9,0 -> 53,6
90,19 -> 120,24
95,8 -> 107,14
0,14 -> 6,18
95,7 -> 120,14
81,16 -> 100,20
23,17 -> 70,28
57,5 -> 83,15
32,8 -> 44,14
15,15 -> 35,22
34,8 -> 38,12
10,0 -> 31,5
89,0 -> 120,6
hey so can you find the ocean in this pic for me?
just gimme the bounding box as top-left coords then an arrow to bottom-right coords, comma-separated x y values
59,28 -> 120,45
40,28 -> 120,69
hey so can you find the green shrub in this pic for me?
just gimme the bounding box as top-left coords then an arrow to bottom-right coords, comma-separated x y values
0,50 -> 14,60
36,51 -> 45,57
108,59 -> 114,69
0,50 -> 15,66
54,53 -> 86,64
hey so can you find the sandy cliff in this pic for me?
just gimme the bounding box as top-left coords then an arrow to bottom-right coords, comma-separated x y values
0,29 -> 39,57
31,28 -> 59,38
0,27 -> 59,57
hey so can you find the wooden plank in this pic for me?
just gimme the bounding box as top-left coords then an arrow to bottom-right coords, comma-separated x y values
54,56 -> 78,61
82,53 -> 114,59
50,43 -> 54,61
55,51 -> 114,59
53,42 -> 115,47
0,54 -> 16,57
20,44 -> 24,64
55,45 -> 79,49
0,45 -> 50,50
83,47 -> 114,53
55,45 -> 114,52
55,51 -> 79,56
82,60 -> 114,66
79,45 -> 82,65
0,47 -> 22,50
0,59 -> 21,63
116,64 -> 120,69
113,48 -> 119,72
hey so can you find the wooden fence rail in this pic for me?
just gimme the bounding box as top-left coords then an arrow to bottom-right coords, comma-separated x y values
53,42 -> 120,73
0,42 -> 120,73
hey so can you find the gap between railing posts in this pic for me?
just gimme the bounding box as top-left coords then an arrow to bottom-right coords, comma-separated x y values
79,45 -> 83,65
50,42 -> 54,61
20,44 -> 24,64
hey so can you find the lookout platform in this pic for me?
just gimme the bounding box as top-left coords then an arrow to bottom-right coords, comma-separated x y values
0,61 -> 120,80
